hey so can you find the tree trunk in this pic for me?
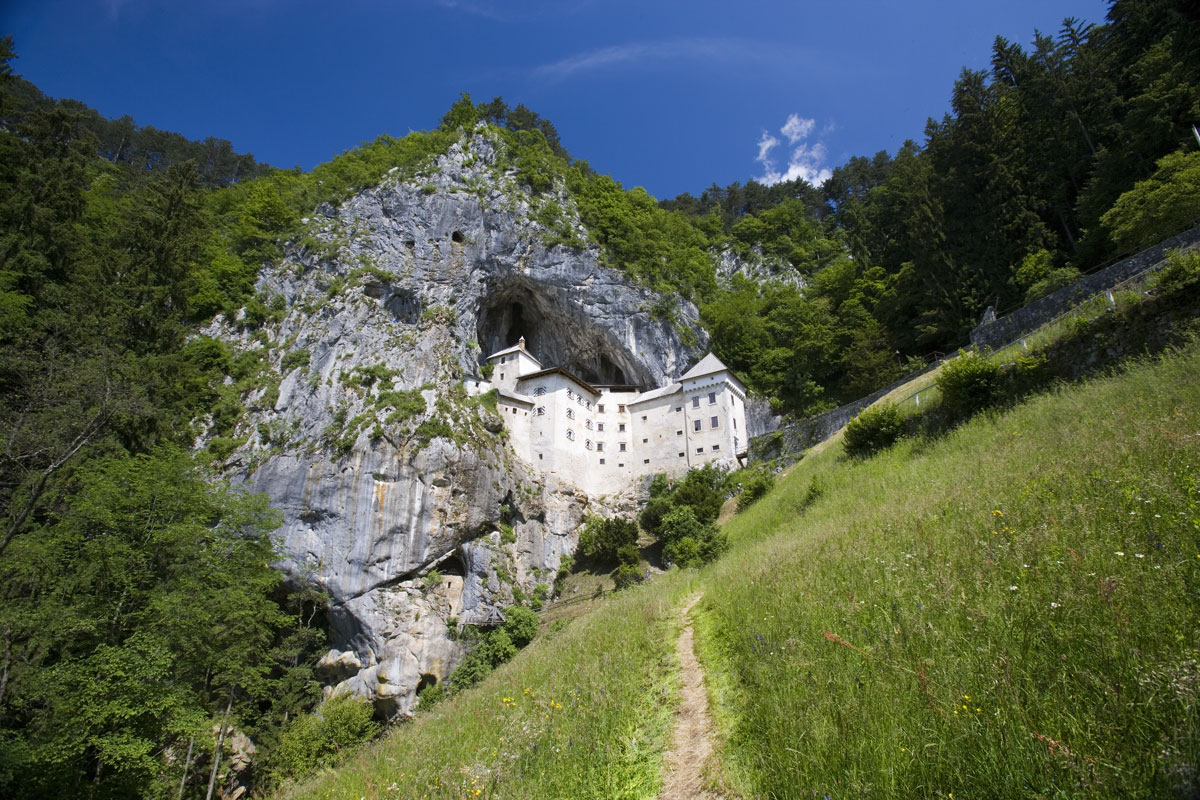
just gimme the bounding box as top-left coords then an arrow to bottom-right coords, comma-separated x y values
205,693 -> 234,800
178,733 -> 195,800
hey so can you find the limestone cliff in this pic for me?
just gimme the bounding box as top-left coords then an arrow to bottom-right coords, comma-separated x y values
200,127 -> 707,716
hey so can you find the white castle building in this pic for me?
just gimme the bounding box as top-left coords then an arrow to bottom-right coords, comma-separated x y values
472,338 -> 749,496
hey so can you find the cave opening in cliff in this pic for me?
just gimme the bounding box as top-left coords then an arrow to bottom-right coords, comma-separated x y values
439,551 -> 465,577
416,674 -> 438,694
476,278 -> 653,388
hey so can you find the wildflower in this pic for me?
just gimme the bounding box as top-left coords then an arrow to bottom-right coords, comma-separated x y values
1135,553 -> 1144,558
1009,585 -> 1018,591
1115,552 -> 1124,556
992,509 -> 1003,517
1050,602 -> 1059,608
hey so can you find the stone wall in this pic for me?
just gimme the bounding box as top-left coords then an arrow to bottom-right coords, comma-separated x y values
969,224 -> 1200,350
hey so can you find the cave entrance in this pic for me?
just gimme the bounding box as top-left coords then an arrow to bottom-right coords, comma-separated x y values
475,279 -> 651,388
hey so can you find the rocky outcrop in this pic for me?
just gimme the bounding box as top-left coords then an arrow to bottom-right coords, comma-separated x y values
201,127 -> 706,716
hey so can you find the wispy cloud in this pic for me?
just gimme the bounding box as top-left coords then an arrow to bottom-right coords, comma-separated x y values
755,112 -> 833,187
530,37 -> 819,83
435,0 -> 594,22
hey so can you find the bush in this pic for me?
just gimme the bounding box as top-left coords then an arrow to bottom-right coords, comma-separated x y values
937,351 -> 1003,421
843,403 -> 904,458
1153,248 -> 1200,296
502,606 -> 538,648
658,506 -> 726,568
736,470 -> 775,510
638,494 -> 675,535
616,543 -> 640,566
578,515 -> 638,565
613,564 -> 644,589
267,694 -> 379,783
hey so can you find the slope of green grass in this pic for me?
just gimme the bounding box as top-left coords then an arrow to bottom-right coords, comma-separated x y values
280,574 -> 696,800
697,342 -> 1200,798
283,340 -> 1200,800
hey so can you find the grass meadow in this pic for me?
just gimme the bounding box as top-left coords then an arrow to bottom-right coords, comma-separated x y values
283,339 -> 1200,799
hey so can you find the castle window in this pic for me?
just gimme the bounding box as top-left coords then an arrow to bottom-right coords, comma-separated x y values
676,430 -> 683,436
500,373 -> 504,380
618,404 -> 626,413
641,415 -> 647,422
597,422 -> 604,432
708,391 -> 716,404
693,419 -> 701,432
534,386 -> 546,396
513,407 -> 518,414
619,443 -> 627,452
618,423 -> 626,432
618,463 -> 624,468
598,404 -> 605,413
566,408 -> 575,419
676,406 -> 682,412
566,430 -> 575,440
586,419 -> 593,430
696,447 -> 704,454
597,442 -> 604,451
539,453 -> 543,460
733,418 -> 737,429
501,356 -> 506,364
586,439 -> 592,450
711,416 -> 719,428
600,458 -> 606,465
643,459 -> 650,465
712,444 -> 720,451
692,397 -> 700,409
642,437 -> 648,444
567,389 -> 574,399
678,452 -> 685,458
536,406 -> 545,416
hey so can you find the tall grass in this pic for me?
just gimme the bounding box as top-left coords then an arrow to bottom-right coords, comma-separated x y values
696,343 -> 1200,798
280,573 -> 696,800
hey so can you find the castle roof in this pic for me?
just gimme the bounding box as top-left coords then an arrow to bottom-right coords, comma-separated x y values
679,353 -> 730,382
486,339 -> 542,365
628,382 -> 682,406
515,367 -> 600,396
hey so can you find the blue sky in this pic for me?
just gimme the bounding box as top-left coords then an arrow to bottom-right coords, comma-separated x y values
4,0 -> 1111,200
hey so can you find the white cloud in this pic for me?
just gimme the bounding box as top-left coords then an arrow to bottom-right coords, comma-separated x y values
755,113 -> 833,187
780,114 -> 814,144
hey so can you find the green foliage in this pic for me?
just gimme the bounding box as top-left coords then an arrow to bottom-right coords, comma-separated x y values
658,505 -> 726,569
502,606 -> 538,648
267,694 -> 379,784
843,402 -> 905,458
1101,150 -> 1200,253
613,564 -> 644,590
937,351 -> 1005,421
1152,247 -> 1200,295
577,515 -> 639,566
499,522 -> 516,545
281,348 -> 311,373
735,469 -> 775,510
424,569 -> 443,591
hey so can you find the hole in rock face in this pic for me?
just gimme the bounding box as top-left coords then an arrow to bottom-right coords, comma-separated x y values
404,239 -> 416,251
439,551 -> 465,577
451,230 -> 465,243
476,279 -> 652,387
416,674 -> 438,694
386,289 -> 423,324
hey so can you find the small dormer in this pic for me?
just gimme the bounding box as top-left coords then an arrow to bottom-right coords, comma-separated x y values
486,337 -> 543,393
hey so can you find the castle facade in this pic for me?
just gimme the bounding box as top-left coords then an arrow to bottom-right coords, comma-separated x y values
472,338 -> 749,496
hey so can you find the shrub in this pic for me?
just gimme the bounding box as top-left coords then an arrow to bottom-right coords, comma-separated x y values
843,403 -> 904,458
663,536 -> 703,569
613,564 -> 643,589
502,606 -> 538,648
281,348 -> 311,373
658,505 -> 725,568
937,351 -> 1003,421
1153,248 -> 1200,296
578,515 -> 638,565
638,494 -> 674,535
267,694 -> 379,783
616,543 -> 640,566
736,470 -> 775,510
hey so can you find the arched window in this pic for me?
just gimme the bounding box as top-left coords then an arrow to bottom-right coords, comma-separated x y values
585,419 -> 593,430
585,439 -> 592,450
566,429 -> 575,441
566,408 -> 575,419
534,386 -> 547,396
535,406 -> 545,416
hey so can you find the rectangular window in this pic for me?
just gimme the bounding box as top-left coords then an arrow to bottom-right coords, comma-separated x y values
678,452 -> 685,458
618,463 -> 625,468
708,391 -> 716,404
597,422 -> 605,431
643,458 -> 650,465
538,453 -> 543,460
566,408 -> 575,419
712,444 -> 720,451
600,458 -> 606,464
711,416 -> 719,428
693,419 -> 701,432
619,443 -> 627,452
500,373 -> 504,380
598,404 -> 605,413
501,356 -> 506,363
677,430 -> 683,436
618,404 -> 626,413
597,442 -> 605,452
642,437 -> 648,444
619,423 -> 626,432
692,396 -> 700,409
675,406 -> 682,412
696,447 -> 704,454
641,415 -> 647,422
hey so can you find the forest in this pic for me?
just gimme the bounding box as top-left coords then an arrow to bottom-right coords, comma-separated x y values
1,1 -> 1198,796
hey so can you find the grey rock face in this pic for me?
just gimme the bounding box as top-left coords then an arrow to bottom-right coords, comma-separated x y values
202,128 -> 706,716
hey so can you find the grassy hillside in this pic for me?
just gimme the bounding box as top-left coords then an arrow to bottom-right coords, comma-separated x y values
284,340 -> 1200,798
